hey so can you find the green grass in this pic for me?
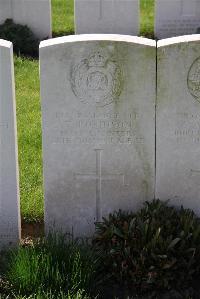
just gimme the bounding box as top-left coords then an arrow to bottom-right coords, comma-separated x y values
140,0 -> 155,38
16,0 -> 155,222
52,0 -> 74,36
11,290 -> 92,299
3,234 -> 98,298
51,0 -> 155,38
15,56 -> 42,222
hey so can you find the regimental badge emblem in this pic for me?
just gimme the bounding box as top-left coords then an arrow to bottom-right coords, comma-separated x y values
71,49 -> 123,107
188,57 -> 200,102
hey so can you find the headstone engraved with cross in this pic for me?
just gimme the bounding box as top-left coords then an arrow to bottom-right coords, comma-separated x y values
155,0 -> 200,39
0,39 -> 20,248
40,35 -> 155,237
75,0 -> 139,35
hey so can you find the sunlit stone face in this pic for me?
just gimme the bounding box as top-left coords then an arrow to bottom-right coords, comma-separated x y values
0,39 -> 20,249
40,35 -> 156,238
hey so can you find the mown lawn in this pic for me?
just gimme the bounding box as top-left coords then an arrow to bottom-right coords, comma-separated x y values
16,0 -> 155,222
141,0 -> 154,38
52,0 -> 74,36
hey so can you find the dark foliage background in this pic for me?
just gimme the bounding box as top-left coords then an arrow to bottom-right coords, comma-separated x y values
93,200 -> 200,298
0,19 -> 39,57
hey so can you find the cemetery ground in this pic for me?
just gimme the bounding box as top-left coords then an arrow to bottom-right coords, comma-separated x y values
5,0 -> 200,298
2,200 -> 200,298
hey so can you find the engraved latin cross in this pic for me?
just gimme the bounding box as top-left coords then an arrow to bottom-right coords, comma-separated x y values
74,149 -> 127,221
99,0 -> 103,20
190,169 -> 200,199
98,0 -> 114,21
191,169 -> 200,176
0,123 -> 8,128
190,169 -> 200,193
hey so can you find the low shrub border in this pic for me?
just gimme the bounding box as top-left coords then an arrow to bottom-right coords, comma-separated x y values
1,200 -> 200,298
0,19 -> 39,57
93,200 -> 200,298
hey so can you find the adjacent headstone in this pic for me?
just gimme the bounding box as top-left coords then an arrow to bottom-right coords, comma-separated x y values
40,35 -> 156,237
0,1 -> 11,25
0,39 -> 20,249
155,0 -> 200,39
156,35 -> 200,215
0,0 -> 52,40
75,0 -> 139,35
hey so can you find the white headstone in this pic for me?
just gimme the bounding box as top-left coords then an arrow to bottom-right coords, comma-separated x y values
40,35 -> 156,237
0,39 -> 20,249
155,0 -> 200,39
156,35 -> 200,215
0,0 -> 52,40
75,0 -> 139,35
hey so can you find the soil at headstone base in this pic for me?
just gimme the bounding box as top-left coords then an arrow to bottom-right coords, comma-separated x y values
21,221 -> 44,239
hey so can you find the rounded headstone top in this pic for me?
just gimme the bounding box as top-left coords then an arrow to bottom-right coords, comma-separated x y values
0,39 -> 12,49
40,34 -> 156,49
158,34 -> 200,48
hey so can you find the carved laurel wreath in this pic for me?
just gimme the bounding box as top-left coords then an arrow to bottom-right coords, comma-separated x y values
71,50 -> 123,107
188,56 -> 200,102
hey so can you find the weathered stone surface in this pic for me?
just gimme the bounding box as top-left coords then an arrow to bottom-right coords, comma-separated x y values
75,0 -> 139,35
40,35 -> 156,237
155,0 -> 200,39
0,0 -> 51,39
0,39 -> 20,249
156,35 -> 200,214
0,0 -> 11,24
